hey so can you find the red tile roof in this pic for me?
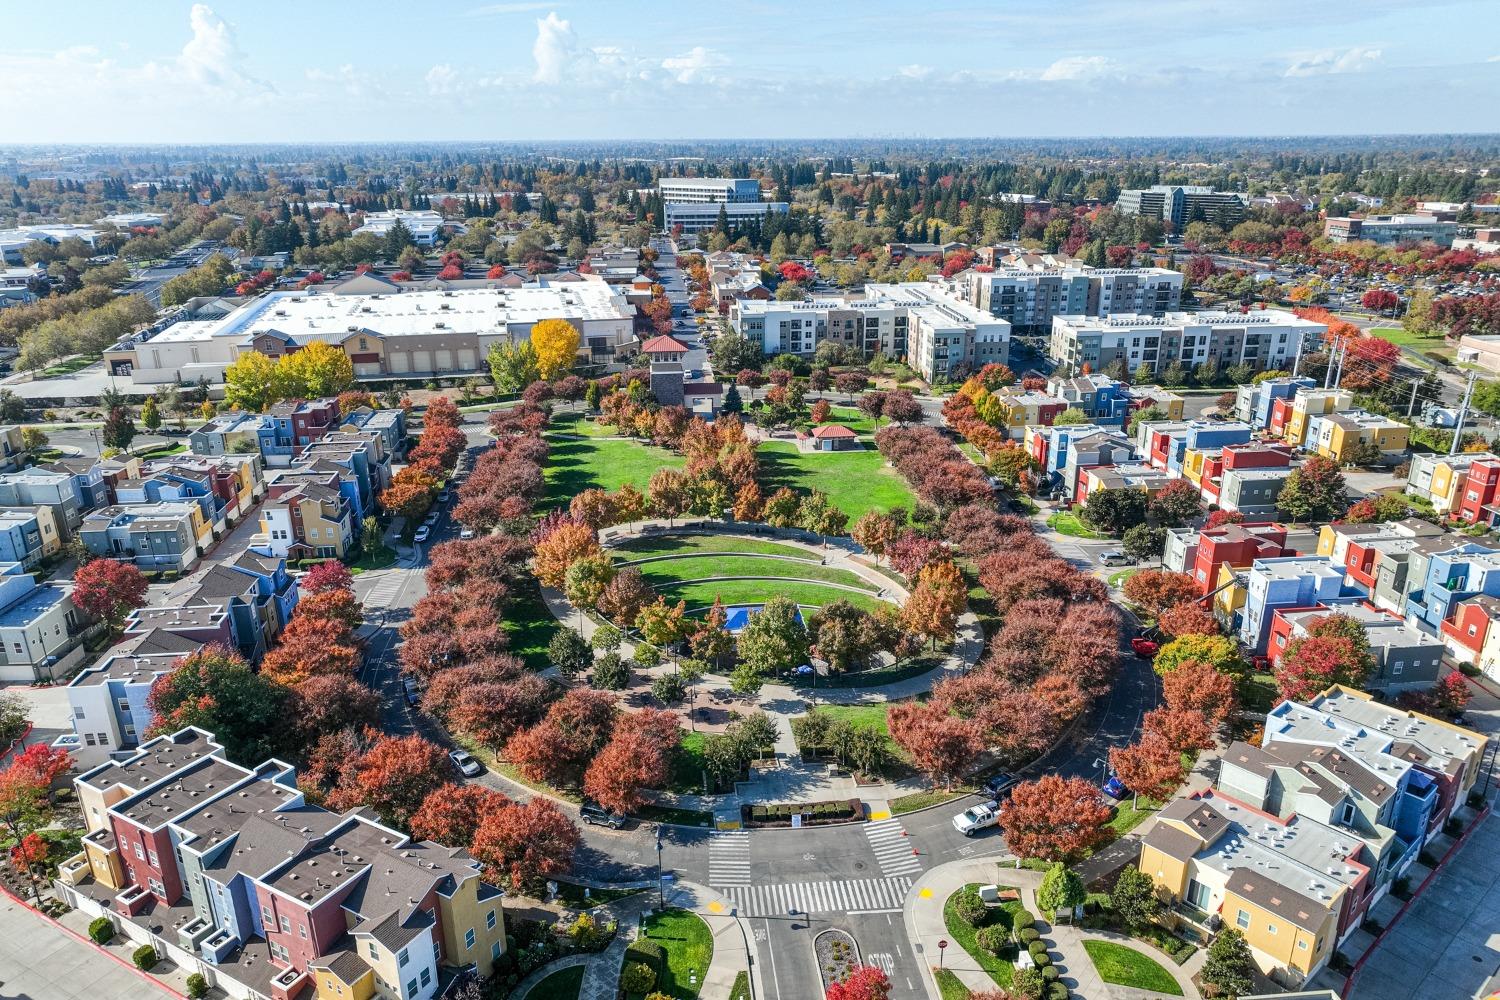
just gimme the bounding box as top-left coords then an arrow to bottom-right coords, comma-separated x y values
641,335 -> 692,354
811,424 -> 857,439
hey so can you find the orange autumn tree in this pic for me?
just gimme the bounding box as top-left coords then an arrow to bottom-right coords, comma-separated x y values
533,521 -> 602,589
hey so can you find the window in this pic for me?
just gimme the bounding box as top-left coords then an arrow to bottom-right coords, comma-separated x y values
368,942 -> 380,959
465,928 -> 476,949
491,941 -> 501,961
270,941 -> 289,962
299,923 -> 307,939
147,849 -> 158,867
280,915 -> 291,933
134,843 -> 144,861
420,968 -> 431,987
262,906 -> 273,925
1267,922 -> 1277,935
1341,802 -> 1356,826
117,698 -> 131,714
1297,939 -> 1309,950
1236,909 -> 1250,929
398,947 -> 409,967
1392,661 -> 1403,675
406,980 -> 418,996
85,733 -> 96,746
486,909 -> 497,930
74,706 -> 85,719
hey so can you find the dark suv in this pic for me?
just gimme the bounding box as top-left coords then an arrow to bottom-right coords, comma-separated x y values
579,802 -> 626,828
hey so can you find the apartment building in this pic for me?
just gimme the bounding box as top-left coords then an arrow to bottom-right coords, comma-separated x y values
0,567 -> 84,683
664,201 -> 790,234
1315,519 -> 1447,596
0,506 -> 63,569
0,467 -> 86,537
1322,215 -> 1457,247
1267,602 -> 1444,694
1115,185 -> 1248,229
1239,556 -> 1351,653
1279,388 -> 1354,448
1236,377 -> 1319,428
1304,411 -> 1409,464
79,502 -> 209,572
256,483 -> 354,560
732,283 -> 1010,381
57,727 -> 507,1000
962,263 -> 1182,332
657,177 -> 764,203
1049,311 -> 1324,379
1406,452 -> 1500,517
108,275 -> 636,386
39,454 -> 142,510
1164,522 -> 1292,595
1190,442 -> 1294,515
351,209 -> 460,246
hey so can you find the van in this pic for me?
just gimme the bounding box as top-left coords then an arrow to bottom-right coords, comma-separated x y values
1099,551 -> 1132,567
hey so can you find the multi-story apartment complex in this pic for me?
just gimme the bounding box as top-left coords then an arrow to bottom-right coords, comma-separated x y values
79,502 -> 211,572
1115,185 -> 1247,229
963,264 -> 1183,332
1049,311 -> 1324,379
0,505 -> 63,569
1141,688 -> 1485,989
57,727 -> 507,1000
1322,214 -> 1458,247
0,467 -> 86,538
731,282 -> 1009,381
107,274 -> 636,386
0,565 -> 84,683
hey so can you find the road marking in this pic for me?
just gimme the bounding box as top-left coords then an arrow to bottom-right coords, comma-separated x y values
868,810 -> 891,821
919,888 -> 933,899
723,877 -> 912,917
708,830 -> 752,886
708,900 -> 724,914
863,818 -> 924,876
868,952 -> 895,976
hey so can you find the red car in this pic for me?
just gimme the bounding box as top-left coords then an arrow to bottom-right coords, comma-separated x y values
1130,637 -> 1159,659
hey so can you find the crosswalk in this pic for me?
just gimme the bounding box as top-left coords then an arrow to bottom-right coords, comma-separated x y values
864,818 -> 924,877
723,876 -> 913,917
708,830 -> 751,886
359,570 -> 407,608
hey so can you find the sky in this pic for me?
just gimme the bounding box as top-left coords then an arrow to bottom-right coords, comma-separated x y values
2,0 -> 1498,143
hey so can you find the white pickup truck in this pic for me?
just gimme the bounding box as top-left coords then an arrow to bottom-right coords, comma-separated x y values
952,800 -> 1002,837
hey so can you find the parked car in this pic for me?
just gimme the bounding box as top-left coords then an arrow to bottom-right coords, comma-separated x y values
402,678 -> 421,706
1130,637 -> 1159,659
952,800 -> 1002,837
459,527 -> 475,540
982,772 -> 1019,800
1100,551 -> 1132,567
438,491 -> 451,504
449,750 -> 482,778
1101,773 -> 1126,800
580,802 -> 627,828
414,525 -> 431,543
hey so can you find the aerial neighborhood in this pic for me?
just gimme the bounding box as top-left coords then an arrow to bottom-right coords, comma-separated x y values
2,6 -> 1500,1000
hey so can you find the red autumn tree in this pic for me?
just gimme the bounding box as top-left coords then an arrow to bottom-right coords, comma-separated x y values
294,587 -> 364,631
471,797 -> 581,894
3,743 -> 72,790
810,398 -> 832,424
294,674 -> 380,737
505,688 -> 618,789
1142,706 -> 1214,754
326,734 -> 451,828
1157,601 -> 1220,639
1123,570 -> 1200,620
300,560 -> 354,595
260,614 -> 361,686
582,708 -> 681,814
999,775 -> 1113,863
410,784 -> 510,846
1275,613 -> 1374,702
825,966 -> 892,1000
1161,659 -> 1238,726
1361,289 -> 1400,313
1205,509 -> 1245,529
71,558 -> 149,626
886,702 -> 981,789
1109,731 -> 1184,806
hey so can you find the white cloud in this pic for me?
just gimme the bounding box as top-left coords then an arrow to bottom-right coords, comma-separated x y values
1284,45 -> 1382,77
170,4 -> 271,94
661,46 -> 727,85
1038,55 -> 1117,82
425,63 -> 458,95
897,64 -> 933,80
532,11 -> 578,85
466,2 -> 556,15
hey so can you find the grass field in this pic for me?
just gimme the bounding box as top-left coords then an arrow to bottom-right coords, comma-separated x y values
544,436 -> 685,508
1370,325 -> 1452,368
613,534 -> 819,561
815,703 -> 893,738
529,965 -> 585,1000
824,405 -> 881,437
550,410 -> 623,438
502,586 -> 560,671
1047,510 -> 1103,538
1082,940 -> 1183,996
757,441 -> 915,522
632,554 -> 879,592
656,579 -> 891,613
943,884 -> 1025,988
638,909 -> 713,998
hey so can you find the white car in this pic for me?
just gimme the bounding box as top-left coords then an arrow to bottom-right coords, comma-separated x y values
413,525 -> 431,543
459,527 -> 475,540
449,750 -> 482,778
952,800 -> 1002,837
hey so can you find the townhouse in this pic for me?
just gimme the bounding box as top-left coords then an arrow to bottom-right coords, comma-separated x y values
1304,411 -> 1409,465
256,483 -> 354,560
80,502 -> 210,572
1268,602 -> 1443,694
1076,462 -> 1177,504
1236,377 -> 1318,427
1056,427 -> 1136,498
1198,443 -> 1295,516
0,505 -> 63,568
1140,688 -> 1485,989
139,455 -> 267,528
1316,519 -> 1447,596
1164,522 -> 1293,596
58,727 -> 507,1000
0,467 -> 86,538
0,424 -> 27,474
1048,310 -> 1324,379
340,407 -> 406,459
54,638 -> 200,765
1280,389 -> 1353,449
1238,556 -> 1353,653
992,387 -> 1068,437
296,432 -> 391,515
1045,374 -> 1133,424
1407,452 -> 1500,526
39,453 -> 142,510
1138,421 -> 1254,477
0,565 -> 85,683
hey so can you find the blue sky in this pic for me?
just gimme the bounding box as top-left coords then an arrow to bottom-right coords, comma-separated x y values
2,0 -> 1498,142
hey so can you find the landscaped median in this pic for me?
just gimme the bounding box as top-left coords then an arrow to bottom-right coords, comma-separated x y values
622,908 -> 713,999
1081,939 -> 1183,996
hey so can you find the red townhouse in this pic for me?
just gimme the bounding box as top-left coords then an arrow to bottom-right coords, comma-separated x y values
1457,458 -> 1500,526
1190,522 -> 1290,594
1440,594 -> 1500,661
1268,396 -> 1293,438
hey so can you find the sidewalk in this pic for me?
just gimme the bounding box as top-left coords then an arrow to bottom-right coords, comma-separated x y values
0,889 -> 180,999
905,858 -> 1201,1000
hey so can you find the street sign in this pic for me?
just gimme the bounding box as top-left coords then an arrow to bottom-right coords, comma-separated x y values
659,873 -> 675,884
938,939 -> 948,969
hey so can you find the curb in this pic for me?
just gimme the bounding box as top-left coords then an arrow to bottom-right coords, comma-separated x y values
0,883 -> 187,999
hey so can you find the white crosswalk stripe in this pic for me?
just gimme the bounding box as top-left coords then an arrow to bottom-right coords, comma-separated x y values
723,877 -> 912,917
360,571 -> 405,608
864,818 -> 924,876
708,831 -> 752,886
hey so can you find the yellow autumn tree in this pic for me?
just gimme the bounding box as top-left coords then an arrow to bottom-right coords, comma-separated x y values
279,341 -> 355,399
223,351 -> 282,412
530,318 -> 582,382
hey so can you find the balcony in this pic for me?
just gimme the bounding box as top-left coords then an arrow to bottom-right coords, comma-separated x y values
271,965 -> 311,1000
201,927 -> 238,964
57,851 -> 90,886
115,883 -> 151,917
179,915 -> 215,951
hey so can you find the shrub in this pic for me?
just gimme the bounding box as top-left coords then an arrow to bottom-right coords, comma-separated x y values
1029,939 -> 1049,959
1046,982 -> 1069,1000
954,888 -> 988,927
1032,950 -> 1052,969
626,938 -> 666,978
132,945 -> 157,971
186,974 -> 208,999
88,917 -> 114,944
975,923 -> 1010,955
1015,908 -> 1036,931
621,961 -> 657,994
1041,965 -> 1060,982
1020,926 -> 1042,944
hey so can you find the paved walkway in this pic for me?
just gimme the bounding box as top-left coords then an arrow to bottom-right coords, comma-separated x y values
905,859 -> 1201,1000
0,890 -> 179,999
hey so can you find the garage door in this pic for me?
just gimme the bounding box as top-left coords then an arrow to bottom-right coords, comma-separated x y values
456,349 -> 477,372
434,349 -> 454,372
354,363 -> 382,378
388,353 -> 410,374
410,351 -> 433,373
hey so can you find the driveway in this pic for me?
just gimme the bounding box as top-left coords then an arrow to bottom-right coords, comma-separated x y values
0,894 -> 174,999
1348,812 -> 1500,1000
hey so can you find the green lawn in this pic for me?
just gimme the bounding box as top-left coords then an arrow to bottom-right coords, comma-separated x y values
933,969 -> 973,1000
729,971 -> 751,1000
756,441 -> 915,522
544,436 -> 685,508
632,554 -> 879,592
39,353 -> 102,378
811,704 -> 891,738
1108,797 -> 1163,837
502,585 -> 560,672
555,881 -> 644,907
825,406 -> 881,437
657,579 -> 891,613
613,534 -> 819,561
891,787 -> 973,815
1107,568 -> 1142,589
814,652 -> 944,689
639,909 -> 713,998
550,410 -> 623,438
669,731 -> 709,794
1047,511 -> 1103,538
1082,940 -> 1183,996
529,964 -> 585,1000
942,884 -> 1023,988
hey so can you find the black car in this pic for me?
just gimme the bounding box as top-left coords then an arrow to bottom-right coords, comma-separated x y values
579,802 -> 626,828
982,772 -> 1019,800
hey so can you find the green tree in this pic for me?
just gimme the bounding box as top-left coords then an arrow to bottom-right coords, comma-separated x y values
488,340 -> 540,393
223,351 -> 282,412
1200,929 -> 1255,1000
383,219 -> 415,262
1277,455 -> 1348,522
1110,866 -> 1162,930
1036,863 -> 1086,916
1122,524 -> 1166,562
1052,407 -> 1089,427
548,627 -> 593,680
1080,487 -> 1147,536
732,596 -> 808,693
141,395 -> 162,432
146,647 -> 295,765
1153,633 -> 1247,677
102,405 -> 136,451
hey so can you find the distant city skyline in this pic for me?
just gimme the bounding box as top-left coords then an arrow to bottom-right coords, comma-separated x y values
2,0 -> 1498,143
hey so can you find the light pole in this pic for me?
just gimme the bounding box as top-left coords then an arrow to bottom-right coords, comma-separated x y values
655,824 -> 665,910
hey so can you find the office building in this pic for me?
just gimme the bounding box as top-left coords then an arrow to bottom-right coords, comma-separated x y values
657,177 -> 764,203
1322,215 -> 1457,247
663,201 -> 790,234
1115,185 -> 1247,229
1049,310 -> 1324,379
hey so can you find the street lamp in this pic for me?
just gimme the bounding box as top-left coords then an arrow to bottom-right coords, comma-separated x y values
655,824 -> 665,910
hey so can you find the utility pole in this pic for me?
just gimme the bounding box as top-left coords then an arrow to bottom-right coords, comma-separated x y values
1451,370 -> 1479,456
1323,337 -> 1342,389
1408,378 -> 1421,419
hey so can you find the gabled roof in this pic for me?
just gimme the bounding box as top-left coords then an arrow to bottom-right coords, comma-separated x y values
641,334 -> 692,354
811,424 -> 857,439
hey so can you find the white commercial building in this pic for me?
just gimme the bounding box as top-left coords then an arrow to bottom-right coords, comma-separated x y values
106,272 -> 636,386
657,178 -> 764,203
352,210 -> 462,246
96,213 -> 167,228
732,282 -> 1009,381
664,201 -> 789,234
1049,310 -> 1325,377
